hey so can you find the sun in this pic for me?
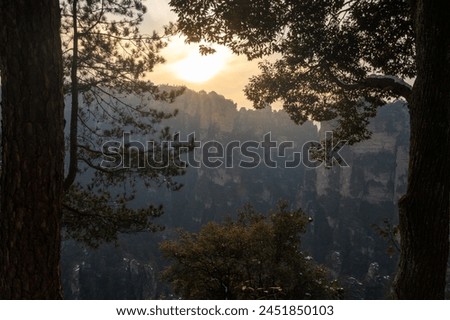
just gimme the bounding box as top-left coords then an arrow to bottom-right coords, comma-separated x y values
171,47 -> 230,84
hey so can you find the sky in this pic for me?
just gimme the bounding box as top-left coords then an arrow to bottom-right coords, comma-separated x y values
141,0 -> 264,109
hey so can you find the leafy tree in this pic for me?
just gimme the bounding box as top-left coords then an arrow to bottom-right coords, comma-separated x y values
60,0 -> 187,247
161,202 -> 340,299
169,0 -> 450,298
0,0 -> 65,298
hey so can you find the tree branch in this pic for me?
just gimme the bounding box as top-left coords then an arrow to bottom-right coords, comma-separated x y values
79,157 -> 125,174
324,66 -> 412,101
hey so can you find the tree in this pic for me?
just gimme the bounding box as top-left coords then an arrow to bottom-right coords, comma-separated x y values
169,0 -> 450,298
0,0 -> 65,298
60,0 -> 187,247
161,202 -> 340,299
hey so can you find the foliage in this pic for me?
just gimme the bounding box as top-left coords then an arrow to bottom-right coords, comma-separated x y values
169,0 -> 414,144
161,202 -> 340,299
60,0 -> 188,246
169,0 -> 450,299
372,219 -> 400,257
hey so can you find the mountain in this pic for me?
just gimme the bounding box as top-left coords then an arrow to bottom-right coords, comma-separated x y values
61,88 -> 412,299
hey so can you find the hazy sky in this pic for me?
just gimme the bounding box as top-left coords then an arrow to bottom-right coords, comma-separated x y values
142,0 -> 263,109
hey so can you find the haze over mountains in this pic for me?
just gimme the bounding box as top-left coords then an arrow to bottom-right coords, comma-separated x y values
61,88 -> 415,299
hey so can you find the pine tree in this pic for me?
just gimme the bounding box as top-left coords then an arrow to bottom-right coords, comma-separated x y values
60,0 -> 187,246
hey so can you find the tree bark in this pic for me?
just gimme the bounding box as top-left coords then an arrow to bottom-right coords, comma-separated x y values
0,0 -> 65,299
393,0 -> 450,299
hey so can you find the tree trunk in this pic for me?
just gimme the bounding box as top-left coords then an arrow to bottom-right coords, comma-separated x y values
0,0 -> 65,299
393,0 -> 450,299
64,0 -> 79,191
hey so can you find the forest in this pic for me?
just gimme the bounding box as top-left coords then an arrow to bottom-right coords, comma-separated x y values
0,0 -> 449,300
61,89 -> 411,299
